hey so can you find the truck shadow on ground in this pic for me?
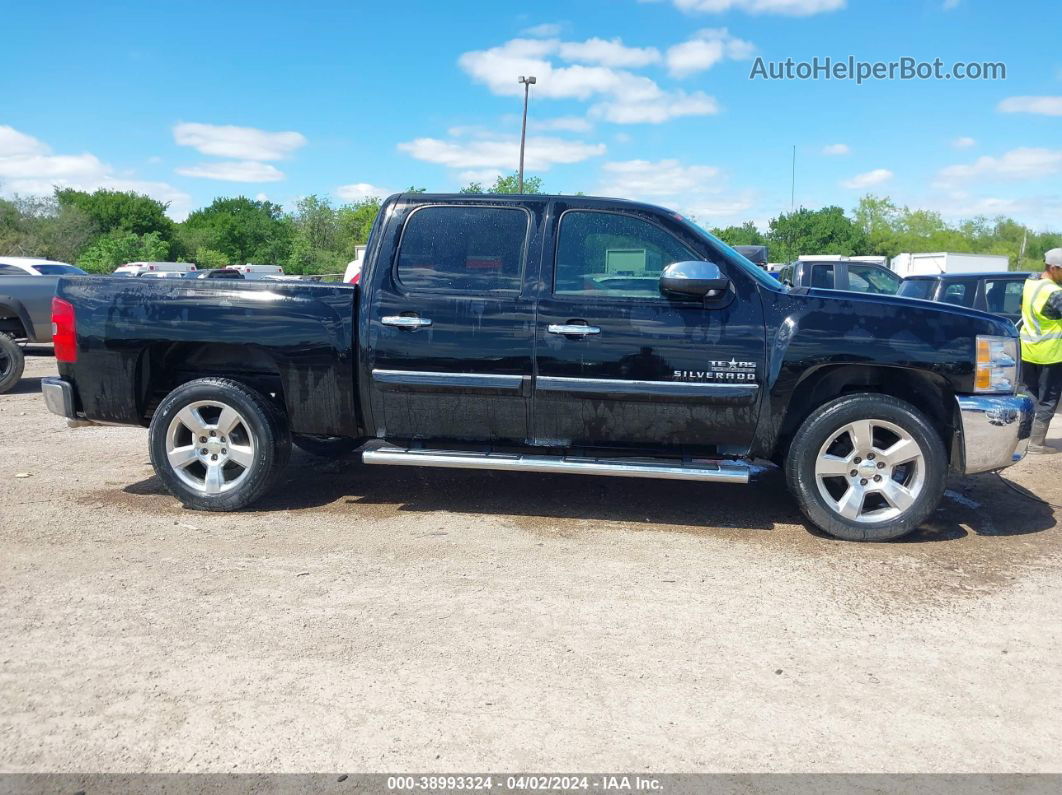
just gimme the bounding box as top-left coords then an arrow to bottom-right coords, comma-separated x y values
4,376 -> 42,395
121,453 -> 1057,543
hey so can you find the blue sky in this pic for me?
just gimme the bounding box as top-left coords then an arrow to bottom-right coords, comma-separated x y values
2,0 -> 1061,228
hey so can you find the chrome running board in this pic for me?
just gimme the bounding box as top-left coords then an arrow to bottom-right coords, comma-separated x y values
362,446 -> 749,484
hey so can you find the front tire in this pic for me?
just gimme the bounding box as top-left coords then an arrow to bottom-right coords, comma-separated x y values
148,378 -> 291,511
785,393 -> 947,541
0,334 -> 25,394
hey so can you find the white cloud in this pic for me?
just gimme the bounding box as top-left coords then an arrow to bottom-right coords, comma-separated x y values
522,22 -> 564,37
175,160 -> 285,182
457,37 -> 721,123
665,28 -> 755,78
336,182 -> 393,201
556,38 -> 661,68
596,158 -> 755,220
530,116 -> 594,133
668,0 -> 845,15
943,0 -> 961,8
0,125 -> 192,219
936,147 -> 1062,183
598,159 -> 721,196
398,135 -> 605,171
840,168 -> 893,189
997,96 -> 1062,116
951,136 -> 976,149
173,122 -> 307,160
821,143 -> 850,156
0,125 -> 49,157
590,89 -> 722,123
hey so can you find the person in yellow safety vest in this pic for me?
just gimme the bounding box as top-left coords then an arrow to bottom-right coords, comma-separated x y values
1020,247 -> 1062,454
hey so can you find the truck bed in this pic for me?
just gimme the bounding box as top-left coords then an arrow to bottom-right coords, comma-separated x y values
56,276 -> 361,437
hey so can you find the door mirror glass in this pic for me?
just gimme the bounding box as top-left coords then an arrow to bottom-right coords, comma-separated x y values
659,261 -> 730,298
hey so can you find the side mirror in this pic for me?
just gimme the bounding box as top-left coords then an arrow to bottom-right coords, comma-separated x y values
659,261 -> 730,298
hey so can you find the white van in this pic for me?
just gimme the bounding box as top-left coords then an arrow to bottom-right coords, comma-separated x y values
113,261 -> 197,277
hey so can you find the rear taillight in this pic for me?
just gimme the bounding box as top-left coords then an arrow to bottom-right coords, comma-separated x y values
51,297 -> 77,363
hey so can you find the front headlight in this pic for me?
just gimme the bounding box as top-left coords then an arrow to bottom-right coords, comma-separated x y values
975,335 -> 1018,393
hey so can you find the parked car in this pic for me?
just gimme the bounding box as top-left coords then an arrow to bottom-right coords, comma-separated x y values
225,264 -> 285,279
733,245 -> 768,269
113,262 -> 197,277
0,256 -> 86,277
0,274 -> 62,392
43,193 -> 1031,542
778,259 -> 902,295
185,269 -> 245,280
898,272 -> 1031,325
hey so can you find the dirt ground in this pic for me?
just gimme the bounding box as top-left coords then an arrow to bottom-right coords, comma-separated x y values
2,350 -> 1060,773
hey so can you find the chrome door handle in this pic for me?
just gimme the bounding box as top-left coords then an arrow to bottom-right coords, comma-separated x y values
548,324 -> 601,336
382,315 -> 432,328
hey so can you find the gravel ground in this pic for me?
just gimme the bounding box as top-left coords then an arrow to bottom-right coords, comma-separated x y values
1,351 -> 1060,773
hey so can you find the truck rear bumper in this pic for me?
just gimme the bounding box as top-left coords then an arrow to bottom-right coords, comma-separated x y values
955,393 -> 1034,475
42,376 -> 76,418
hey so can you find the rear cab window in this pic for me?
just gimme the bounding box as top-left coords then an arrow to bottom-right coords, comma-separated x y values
898,279 -> 935,300
396,205 -> 529,293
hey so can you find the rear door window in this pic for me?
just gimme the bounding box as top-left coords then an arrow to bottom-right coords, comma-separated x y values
983,278 -> 1025,316
396,205 -> 529,293
847,264 -> 900,294
941,280 -> 977,307
898,280 -> 934,300
810,263 -> 835,289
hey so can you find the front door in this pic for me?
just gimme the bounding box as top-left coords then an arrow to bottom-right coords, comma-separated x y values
532,204 -> 767,455
365,201 -> 538,444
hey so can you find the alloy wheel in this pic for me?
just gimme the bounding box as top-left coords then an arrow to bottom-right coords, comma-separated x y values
814,418 -> 926,524
165,400 -> 256,495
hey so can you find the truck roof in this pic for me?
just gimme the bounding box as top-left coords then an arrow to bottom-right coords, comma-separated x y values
391,192 -> 680,217
904,271 -> 1031,281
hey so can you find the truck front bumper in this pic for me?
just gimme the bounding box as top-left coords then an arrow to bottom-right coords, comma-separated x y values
955,393 -> 1034,475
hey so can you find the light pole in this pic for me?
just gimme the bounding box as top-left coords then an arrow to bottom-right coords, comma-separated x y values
518,75 -> 536,193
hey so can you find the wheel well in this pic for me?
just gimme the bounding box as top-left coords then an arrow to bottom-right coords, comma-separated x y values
0,304 -> 28,339
776,365 -> 956,462
137,342 -> 285,422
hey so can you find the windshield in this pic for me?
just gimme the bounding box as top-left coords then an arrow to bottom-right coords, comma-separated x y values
897,280 -> 934,300
33,264 -> 86,276
677,217 -> 784,291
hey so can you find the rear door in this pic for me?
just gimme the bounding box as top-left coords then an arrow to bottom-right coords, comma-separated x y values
532,202 -> 766,454
364,200 -> 540,444
980,276 -> 1025,324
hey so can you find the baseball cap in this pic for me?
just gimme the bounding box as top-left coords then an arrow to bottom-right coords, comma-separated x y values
1046,248 -> 1062,267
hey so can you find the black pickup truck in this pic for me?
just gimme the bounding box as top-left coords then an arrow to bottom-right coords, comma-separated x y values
42,194 -> 1033,541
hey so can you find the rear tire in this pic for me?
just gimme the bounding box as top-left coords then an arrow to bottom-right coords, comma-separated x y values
785,393 -> 947,541
148,378 -> 291,511
0,334 -> 25,394
293,434 -> 359,458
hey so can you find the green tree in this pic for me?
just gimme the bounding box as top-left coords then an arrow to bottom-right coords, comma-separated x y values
0,194 -> 96,262
55,188 -> 174,240
710,221 -> 767,247
77,230 -> 169,273
180,196 -> 292,264
194,248 -> 230,269
336,197 -> 382,256
768,206 -> 866,262
459,173 -> 543,194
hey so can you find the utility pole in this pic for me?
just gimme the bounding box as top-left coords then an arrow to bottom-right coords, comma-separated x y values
518,75 -> 536,193
790,144 -> 796,210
